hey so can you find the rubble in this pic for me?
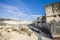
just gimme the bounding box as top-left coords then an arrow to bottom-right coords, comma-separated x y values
0,24 -> 38,40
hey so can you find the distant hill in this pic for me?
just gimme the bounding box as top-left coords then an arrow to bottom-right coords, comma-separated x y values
0,18 -> 32,25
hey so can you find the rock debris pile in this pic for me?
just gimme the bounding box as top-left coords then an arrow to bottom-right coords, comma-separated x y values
0,25 -> 38,40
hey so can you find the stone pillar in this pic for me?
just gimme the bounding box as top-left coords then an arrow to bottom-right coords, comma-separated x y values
45,2 -> 60,40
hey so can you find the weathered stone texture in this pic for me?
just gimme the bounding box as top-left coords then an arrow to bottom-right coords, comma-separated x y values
45,2 -> 60,40
45,2 -> 60,23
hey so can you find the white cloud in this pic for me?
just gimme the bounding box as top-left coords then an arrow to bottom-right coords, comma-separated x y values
30,15 -> 41,17
2,4 -> 27,16
0,3 -> 41,21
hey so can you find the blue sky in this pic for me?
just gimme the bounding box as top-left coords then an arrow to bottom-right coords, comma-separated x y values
0,0 -> 60,21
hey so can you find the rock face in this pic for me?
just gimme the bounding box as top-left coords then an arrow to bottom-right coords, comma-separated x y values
45,2 -> 60,23
29,16 -> 52,40
45,2 -> 60,40
48,20 -> 60,37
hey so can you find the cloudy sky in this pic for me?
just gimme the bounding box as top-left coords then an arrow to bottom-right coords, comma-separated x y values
0,0 -> 60,21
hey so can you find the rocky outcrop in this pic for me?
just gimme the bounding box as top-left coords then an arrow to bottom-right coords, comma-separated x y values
48,20 -> 60,40
29,16 -> 53,40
